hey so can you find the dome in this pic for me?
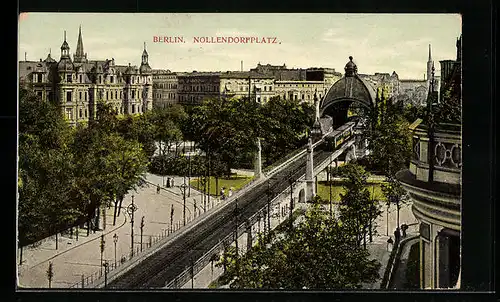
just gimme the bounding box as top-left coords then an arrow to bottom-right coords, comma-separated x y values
44,53 -> 57,63
57,58 -> 74,72
320,70 -> 376,113
344,56 -> 357,77
139,63 -> 152,74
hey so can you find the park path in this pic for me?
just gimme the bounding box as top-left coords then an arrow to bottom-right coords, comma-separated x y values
362,200 -> 419,289
17,173 -> 220,289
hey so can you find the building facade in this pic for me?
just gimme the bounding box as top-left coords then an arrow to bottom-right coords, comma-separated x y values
19,27 -> 153,125
177,71 -> 276,105
152,69 -> 178,108
274,81 -> 326,103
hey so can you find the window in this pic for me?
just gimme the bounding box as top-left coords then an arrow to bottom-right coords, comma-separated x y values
48,92 -> 52,101
110,76 -> 114,83
37,74 -> 42,83
264,86 -> 267,92
85,92 -> 87,101
66,108 -> 73,120
79,91 -> 82,100
67,75 -> 72,83
85,109 -> 88,117
79,74 -> 83,83
37,91 -> 42,98
79,108 -> 82,118
106,91 -> 109,100
132,90 -> 135,98
115,91 -> 117,99
99,75 -> 102,84
132,104 -> 135,113
302,94 -> 304,100
294,95 -> 298,101
66,91 -> 72,102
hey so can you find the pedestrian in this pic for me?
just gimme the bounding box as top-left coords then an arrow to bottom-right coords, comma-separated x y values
157,185 -> 160,194
394,228 -> 401,243
228,188 -> 233,198
387,237 -> 394,251
220,187 -> 225,200
166,177 -> 171,188
171,178 -> 175,187
401,224 -> 408,238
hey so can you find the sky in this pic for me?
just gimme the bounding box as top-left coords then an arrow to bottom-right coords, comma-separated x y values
18,13 -> 461,79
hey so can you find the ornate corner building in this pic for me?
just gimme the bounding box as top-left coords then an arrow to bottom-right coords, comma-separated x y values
396,35 -> 462,289
19,26 -> 153,125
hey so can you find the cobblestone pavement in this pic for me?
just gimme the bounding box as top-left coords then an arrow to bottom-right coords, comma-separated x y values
17,173 -> 221,289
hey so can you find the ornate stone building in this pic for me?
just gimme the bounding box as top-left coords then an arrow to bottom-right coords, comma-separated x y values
19,26 -> 153,125
152,69 -> 178,108
396,35 -> 462,289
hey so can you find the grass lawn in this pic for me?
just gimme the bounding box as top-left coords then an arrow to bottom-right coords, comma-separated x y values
190,175 -> 254,196
316,181 -> 386,203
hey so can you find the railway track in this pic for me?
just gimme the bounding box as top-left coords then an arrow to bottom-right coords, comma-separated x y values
107,148 -> 332,289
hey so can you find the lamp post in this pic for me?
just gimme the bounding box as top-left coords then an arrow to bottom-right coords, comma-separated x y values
126,196 -> 138,258
113,233 -> 118,267
103,261 -> 109,288
180,183 -> 188,226
140,216 -> 145,252
100,234 -> 105,277
188,153 -> 192,197
170,204 -> 174,232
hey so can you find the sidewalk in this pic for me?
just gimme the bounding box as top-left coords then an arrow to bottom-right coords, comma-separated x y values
362,201 -> 419,289
17,173 -> 219,289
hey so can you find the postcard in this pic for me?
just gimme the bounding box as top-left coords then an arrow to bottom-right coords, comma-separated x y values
17,13 -> 462,290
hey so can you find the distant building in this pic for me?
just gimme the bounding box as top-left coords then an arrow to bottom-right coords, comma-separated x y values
19,26 -> 153,125
152,69 -> 178,108
250,63 -> 306,81
358,45 -> 440,106
274,81 -> 326,102
176,71 -> 275,105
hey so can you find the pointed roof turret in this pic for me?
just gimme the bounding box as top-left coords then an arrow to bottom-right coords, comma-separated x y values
428,44 -> 432,61
60,30 -> 70,55
74,25 -> 87,63
140,42 -> 152,74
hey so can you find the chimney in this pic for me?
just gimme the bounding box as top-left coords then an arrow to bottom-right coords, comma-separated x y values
25,52 -> 27,61
241,60 -> 243,72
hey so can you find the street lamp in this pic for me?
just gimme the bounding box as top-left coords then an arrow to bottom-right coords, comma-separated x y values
100,234 -> 105,277
103,261 -> 109,288
140,216 -> 145,252
180,183 -> 188,226
113,233 -> 118,267
126,195 -> 138,258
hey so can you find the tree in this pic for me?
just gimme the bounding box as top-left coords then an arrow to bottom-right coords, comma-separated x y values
381,175 -> 410,231
189,97 -> 264,175
216,199 -> 381,289
366,87 -> 412,177
337,163 -> 381,248
260,96 -> 314,166
18,87 -> 82,248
